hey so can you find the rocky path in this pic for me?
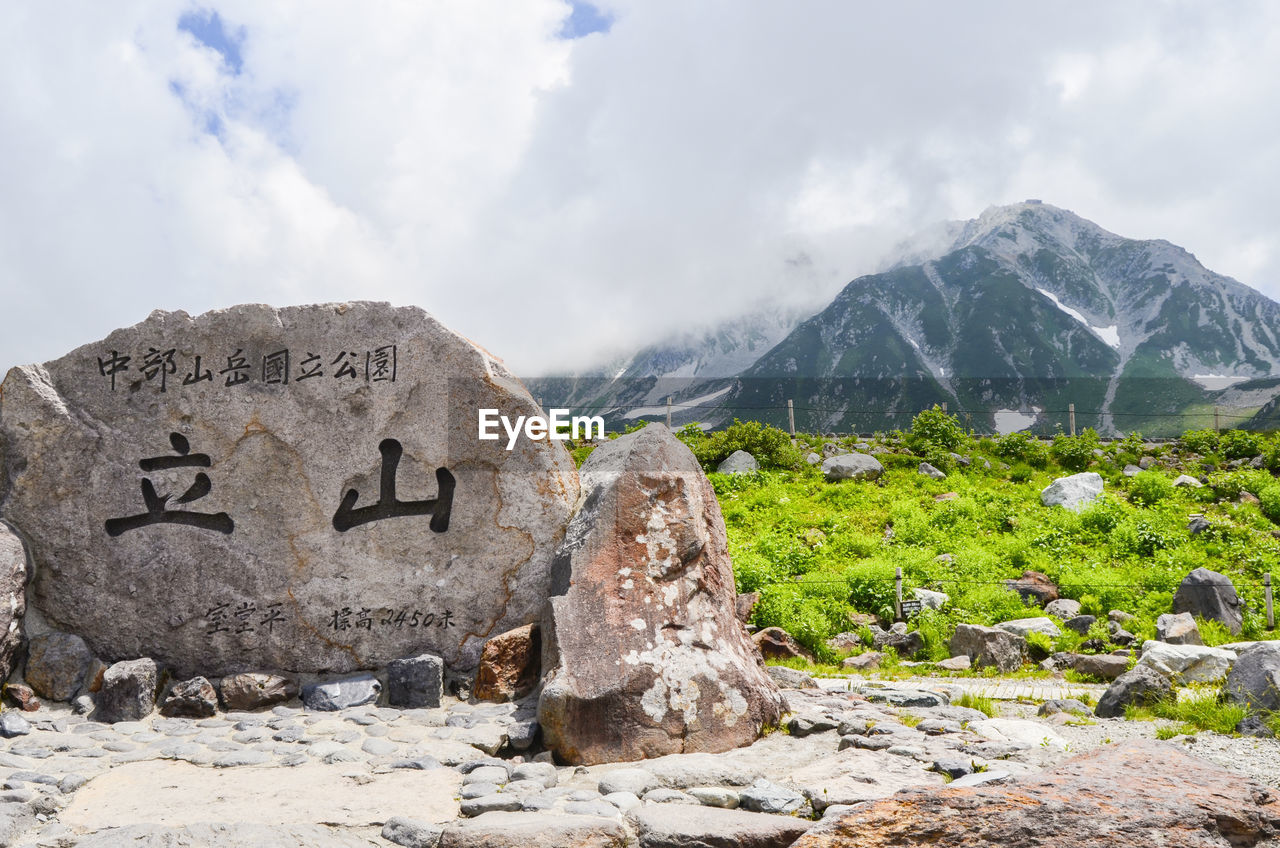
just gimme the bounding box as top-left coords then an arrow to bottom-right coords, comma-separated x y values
0,678 -> 1274,847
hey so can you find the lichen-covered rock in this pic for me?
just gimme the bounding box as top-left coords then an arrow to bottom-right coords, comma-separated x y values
792,740 -> 1279,848
24,631 -> 94,702
218,672 -> 298,711
0,524 -> 28,683
1172,568 -> 1242,635
97,658 -> 160,722
473,625 -> 540,703
0,303 -> 579,676
538,425 -> 787,765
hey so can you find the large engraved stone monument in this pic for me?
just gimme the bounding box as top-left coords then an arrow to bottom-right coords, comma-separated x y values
0,303 -> 579,676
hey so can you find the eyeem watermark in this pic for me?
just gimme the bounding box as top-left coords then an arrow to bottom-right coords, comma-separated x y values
478,408 -> 605,450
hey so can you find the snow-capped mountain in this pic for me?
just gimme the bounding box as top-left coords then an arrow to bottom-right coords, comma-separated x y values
535,202 -> 1280,435
524,305 -> 808,423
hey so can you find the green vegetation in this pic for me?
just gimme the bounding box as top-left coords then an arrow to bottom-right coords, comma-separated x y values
953,691 -> 998,717
674,411 -> 1279,663
1125,693 -> 1249,736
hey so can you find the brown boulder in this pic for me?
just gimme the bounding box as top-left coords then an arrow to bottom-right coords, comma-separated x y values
218,672 -> 299,711
793,740 -> 1280,847
735,592 -> 759,624
473,623 -> 541,703
753,627 -> 815,662
538,425 -> 787,765
3,683 -> 40,712
1005,570 -> 1059,606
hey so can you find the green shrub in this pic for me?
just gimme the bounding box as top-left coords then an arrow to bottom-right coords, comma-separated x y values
683,419 -> 804,471
1079,498 -> 1124,534
1219,429 -> 1261,460
906,406 -> 969,453
1051,429 -> 1101,472
993,431 -> 1049,468
1009,463 -> 1035,483
1127,471 -> 1174,506
844,563 -> 897,613
1180,429 -> 1220,456
1259,486 -> 1280,524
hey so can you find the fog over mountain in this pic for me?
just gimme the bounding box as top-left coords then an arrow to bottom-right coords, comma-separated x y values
532,202 -> 1280,436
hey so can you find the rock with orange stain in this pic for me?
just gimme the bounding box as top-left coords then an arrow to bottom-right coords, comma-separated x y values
472,623 -> 540,703
792,739 -> 1280,848
538,424 -> 787,765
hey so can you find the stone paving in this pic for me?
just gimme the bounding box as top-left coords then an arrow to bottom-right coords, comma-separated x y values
817,675 -> 1110,703
0,679 -> 1091,847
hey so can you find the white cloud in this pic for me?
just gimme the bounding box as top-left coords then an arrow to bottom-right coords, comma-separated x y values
3,1 -> 1280,377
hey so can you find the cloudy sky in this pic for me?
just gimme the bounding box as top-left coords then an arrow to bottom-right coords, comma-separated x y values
3,1 -> 1279,376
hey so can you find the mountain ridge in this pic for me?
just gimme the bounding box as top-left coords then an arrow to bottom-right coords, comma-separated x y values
531,202 -> 1280,436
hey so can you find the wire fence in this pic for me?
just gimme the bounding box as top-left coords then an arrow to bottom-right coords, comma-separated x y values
777,572 -> 1277,630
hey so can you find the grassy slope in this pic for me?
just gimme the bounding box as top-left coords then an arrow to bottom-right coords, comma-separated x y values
710,435 -> 1280,661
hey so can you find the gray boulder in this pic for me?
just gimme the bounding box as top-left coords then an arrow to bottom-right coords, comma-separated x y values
913,588 -> 948,610
381,816 -> 443,848
0,712 -> 32,738
1172,568 -> 1242,635
0,525 -> 29,683
1172,475 -> 1203,488
1067,653 -> 1129,681
1225,642 -> 1280,712
96,658 -> 160,722
716,450 -> 759,475
1063,614 -> 1096,635
996,617 -> 1061,638
160,676 -> 218,718
0,303 -> 580,676
538,425 -> 787,765
821,453 -> 883,482
1040,472 -> 1104,511
387,653 -> 443,708
302,674 -> 381,711
440,812 -> 630,848
1095,666 -> 1172,718
918,462 -> 946,480
1044,598 -> 1081,619
765,666 -> 817,689
629,804 -> 812,848
24,631 -> 94,702
950,624 -> 1026,673
1136,641 -> 1235,683
805,452 -> 822,465
1122,464 -> 1142,477
1156,612 -> 1202,645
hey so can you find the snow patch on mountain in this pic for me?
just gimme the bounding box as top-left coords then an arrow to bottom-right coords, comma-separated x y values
1191,374 -> 1249,390
1035,287 -> 1121,350
624,386 -> 731,419
994,408 -> 1040,434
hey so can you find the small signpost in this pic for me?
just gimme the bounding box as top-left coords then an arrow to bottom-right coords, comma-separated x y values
900,599 -> 923,620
